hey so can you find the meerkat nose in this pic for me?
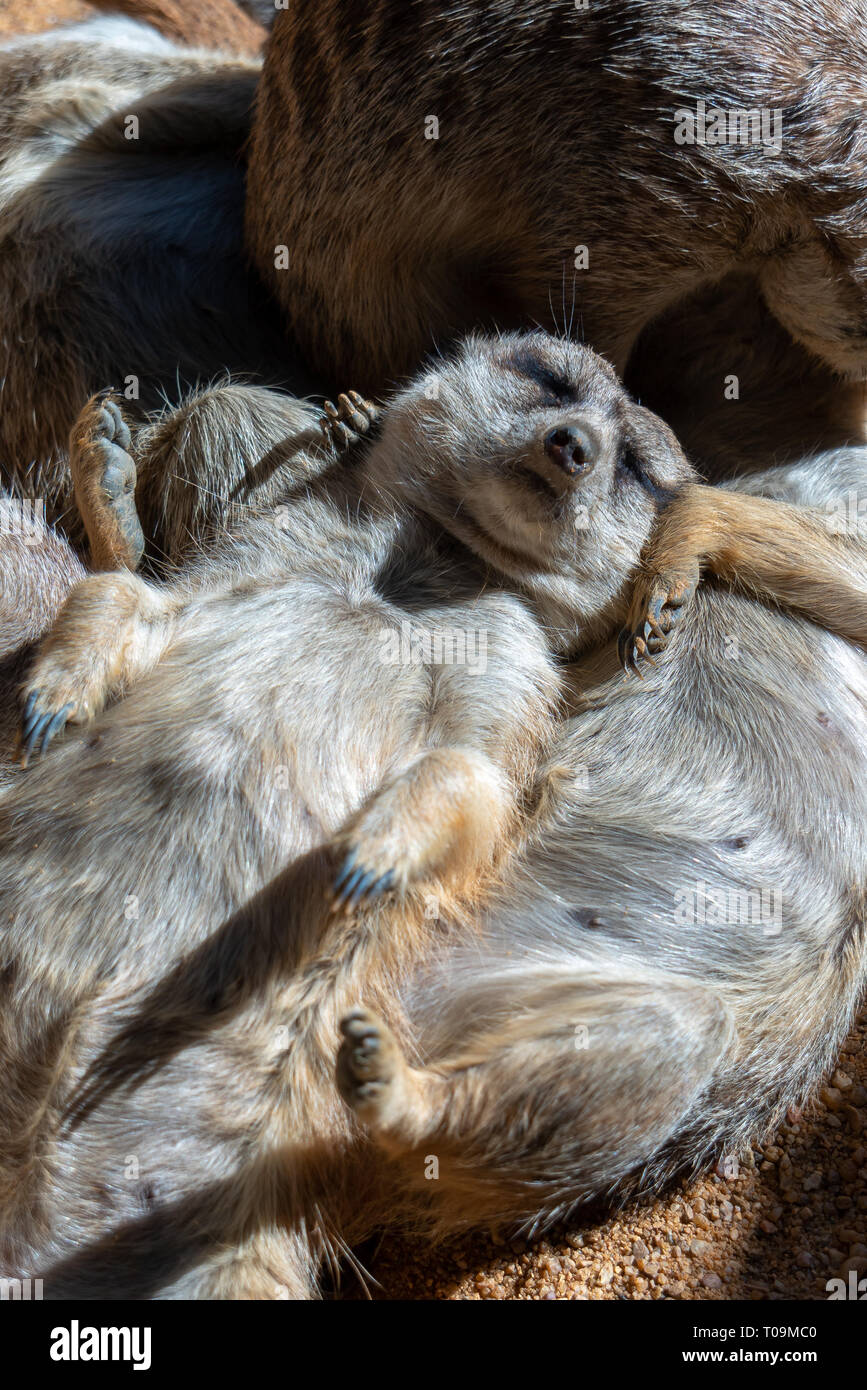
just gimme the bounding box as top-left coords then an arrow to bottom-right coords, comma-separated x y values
543,425 -> 594,477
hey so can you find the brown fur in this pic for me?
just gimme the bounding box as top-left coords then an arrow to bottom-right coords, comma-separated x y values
247,0 -> 867,390
0,19 -> 306,538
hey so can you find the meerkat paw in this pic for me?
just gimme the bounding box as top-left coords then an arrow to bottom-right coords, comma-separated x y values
336,1009 -> 402,1116
336,1008 -> 434,1150
331,776 -> 427,909
619,564 -> 699,677
18,688 -> 77,767
19,571 -> 170,766
70,390 -> 144,571
332,843 -> 397,911
319,390 -> 381,453
19,644 -> 110,766
330,796 -> 445,912
336,1009 -> 443,1150
332,748 -> 507,910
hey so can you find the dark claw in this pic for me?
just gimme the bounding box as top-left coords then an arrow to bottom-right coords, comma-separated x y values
348,867 -> 395,907
21,702 -> 75,766
23,689 -> 39,724
618,628 -> 648,679
22,711 -> 53,766
346,867 -> 381,908
333,850 -> 358,895
369,869 -> 395,898
40,703 -> 74,756
22,705 -> 45,741
337,865 -> 368,905
320,391 -> 380,455
332,851 -> 396,910
336,393 -> 367,433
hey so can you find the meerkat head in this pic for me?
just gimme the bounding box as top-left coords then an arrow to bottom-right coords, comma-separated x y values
363,330 -> 695,644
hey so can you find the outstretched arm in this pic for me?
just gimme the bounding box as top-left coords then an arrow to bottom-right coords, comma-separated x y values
620,482 -> 867,672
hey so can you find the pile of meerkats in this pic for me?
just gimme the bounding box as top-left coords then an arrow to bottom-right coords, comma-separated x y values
0,0 -> 865,1299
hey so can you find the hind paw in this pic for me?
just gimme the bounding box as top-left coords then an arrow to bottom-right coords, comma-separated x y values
336,1009 -> 402,1118
70,390 -> 144,571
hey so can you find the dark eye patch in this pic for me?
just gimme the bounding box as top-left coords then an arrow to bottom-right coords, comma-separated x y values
507,350 -> 576,404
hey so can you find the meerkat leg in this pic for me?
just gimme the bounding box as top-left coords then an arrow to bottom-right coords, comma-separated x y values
337,976 -> 732,1223
330,747 -> 511,909
335,990 -> 722,1209
337,1009 -> 447,1151
620,482 -> 867,672
18,571 -> 181,765
70,391 -> 145,573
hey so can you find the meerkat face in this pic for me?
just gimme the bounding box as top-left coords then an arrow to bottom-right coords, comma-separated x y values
367,330 -> 695,588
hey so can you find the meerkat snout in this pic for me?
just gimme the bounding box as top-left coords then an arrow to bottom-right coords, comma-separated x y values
542,424 -> 597,478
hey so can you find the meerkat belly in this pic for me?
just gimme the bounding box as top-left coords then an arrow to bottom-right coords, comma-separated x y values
159,580 -> 433,838
0,578 -> 433,973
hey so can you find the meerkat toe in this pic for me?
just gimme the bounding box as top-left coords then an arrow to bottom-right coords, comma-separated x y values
320,390 -> 381,454
19,694 -> 75,766
71,391 -> 144,570
336,1008 -> 401,1113
332,848 -> 397,911
347,389 -> 380,425
622,570 -> 698,676
98,393 -> 131,451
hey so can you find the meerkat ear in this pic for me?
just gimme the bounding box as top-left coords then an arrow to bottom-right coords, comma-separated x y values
620,402 -> 693,493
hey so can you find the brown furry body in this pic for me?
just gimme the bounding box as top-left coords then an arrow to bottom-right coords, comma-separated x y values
0,17 -> 307,542
0,331 -> 865,1297
247,0 -> 867,390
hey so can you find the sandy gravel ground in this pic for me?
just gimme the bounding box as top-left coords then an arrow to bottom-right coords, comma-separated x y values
3,0 -> 865,1302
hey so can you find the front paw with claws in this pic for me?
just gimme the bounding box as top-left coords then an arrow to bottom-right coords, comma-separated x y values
18,690 -> 76,767
619,566 -> 698,677
332,847 -> 396,913
319,391 -> 381,453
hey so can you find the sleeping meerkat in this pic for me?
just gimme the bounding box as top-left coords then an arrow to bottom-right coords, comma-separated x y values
1,331 -> 866,1297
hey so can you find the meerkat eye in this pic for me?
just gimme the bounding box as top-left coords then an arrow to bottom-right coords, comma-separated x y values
507,350 -> 574,405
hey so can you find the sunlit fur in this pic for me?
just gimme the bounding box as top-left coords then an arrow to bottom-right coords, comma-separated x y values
0,331 -> 864,1297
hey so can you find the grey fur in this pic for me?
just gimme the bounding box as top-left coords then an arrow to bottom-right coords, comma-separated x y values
0,331 -> 864,1297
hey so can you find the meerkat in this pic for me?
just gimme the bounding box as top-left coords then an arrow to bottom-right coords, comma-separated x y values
0,329 -> 865,1296
6,0 -> 867,567
0,14 -> 308,549
246,0 -> 867,395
